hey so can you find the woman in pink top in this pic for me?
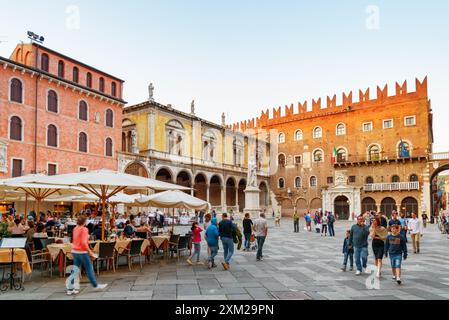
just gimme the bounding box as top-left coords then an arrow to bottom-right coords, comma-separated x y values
66,216 -> 107,295
187,222 -> 203,265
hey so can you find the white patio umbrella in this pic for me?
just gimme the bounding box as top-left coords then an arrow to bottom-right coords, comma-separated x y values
25,169 -> 191,240
133,190 -> 211,231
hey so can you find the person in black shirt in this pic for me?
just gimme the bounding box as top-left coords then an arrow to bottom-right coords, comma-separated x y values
242,213 -> 253,251
218,212 -> 236,270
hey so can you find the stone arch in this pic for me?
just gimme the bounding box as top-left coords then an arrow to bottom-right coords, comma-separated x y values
380,197 -> 397,218
238,179 -> 246,212
176,170 -> 192,193
430,164 -> 449,218
295,198 -> 308,215
124,161 -> 149,178
401,197 -> 419,217
334,195 -> 350,220
226,177 -> 237,207
155,167 -> 174,183
362,197 -> 377,213
194,173 -> 208,201
310,197 -> 322,212
259,181 -> 269,207
209,175 -> 222,206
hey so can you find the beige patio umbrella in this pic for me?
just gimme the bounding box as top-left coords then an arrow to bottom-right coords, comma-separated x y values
25,169 -> 191,240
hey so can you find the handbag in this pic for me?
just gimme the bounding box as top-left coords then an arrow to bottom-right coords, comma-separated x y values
250,234 -> 255,242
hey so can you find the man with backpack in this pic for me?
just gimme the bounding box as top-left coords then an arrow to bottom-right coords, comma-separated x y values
328,212 -> 336,237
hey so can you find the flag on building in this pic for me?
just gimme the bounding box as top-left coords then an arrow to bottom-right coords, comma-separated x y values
332,147 -> 337,163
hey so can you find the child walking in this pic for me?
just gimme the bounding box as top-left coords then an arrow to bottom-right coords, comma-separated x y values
341,230 -> 354,271
187,222 -> 203,265
385,224 -> 408,285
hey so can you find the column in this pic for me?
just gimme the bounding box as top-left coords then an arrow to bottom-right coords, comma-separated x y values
235,187 -> 239,212
206,184 -> 210,204
221,186 -> 226,213
147,110 -> 155,150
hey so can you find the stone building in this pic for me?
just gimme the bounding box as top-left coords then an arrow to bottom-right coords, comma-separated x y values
233,78 -> 434,219
119,98 -> 271,213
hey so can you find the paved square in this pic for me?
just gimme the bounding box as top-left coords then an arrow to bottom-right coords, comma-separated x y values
1,218 -> 448,300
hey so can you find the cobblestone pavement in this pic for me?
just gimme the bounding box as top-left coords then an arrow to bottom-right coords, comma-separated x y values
1,218 -> 448,300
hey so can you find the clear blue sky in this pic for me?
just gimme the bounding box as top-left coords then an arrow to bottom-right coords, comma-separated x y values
1,0 -> 448,151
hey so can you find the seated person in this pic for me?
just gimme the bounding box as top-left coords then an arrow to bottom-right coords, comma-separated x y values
33,223 -> 48,238
123,220 -> 135,238
26,221 -> 35,244
136,222 -> 152,233
9,218 -> 27,235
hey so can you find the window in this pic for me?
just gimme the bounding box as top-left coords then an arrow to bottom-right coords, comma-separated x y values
404,116 -> 416,126
41,53 -> 49,72
278,133 -> 285,144
105,138 -> 113,157
278,154 -> 286,167
105,109 -> 114,127
349,176 -> 356,183
47,163 -> 57,176
294,155 -> 302,164
383,119 -> 393,129
278,178 -> 285,189
294,177 -> 301,188
78,132 -> 87,152
392,175 -> 400,183
9,116 -> 22,141
47,124 -> 58,147
363,122 -> 373,132
58,60 -> 65,78
336,123 -> 346,136
47,90 -> 58,113
78,101 -> 88,121
79,167 -> 87,172
327,177 -> 334,184
99,77 -> 105,92
294,130 -> 303,141
368,144 -> 380,161
313,149 -> 323,162
12,159 -> 23,177
86,72 -> 92,88
398,141 -> 410,158
310,176 -> 317,187
337,148 -> 347,163
73,67 -> 79,83
366,176 -> 374,184
410,174 -> 419,182
313,127 -> 322,139
111,82 -> 117,97
10,78 -> 23,103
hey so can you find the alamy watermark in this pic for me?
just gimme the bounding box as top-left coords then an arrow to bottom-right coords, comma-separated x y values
366,5 -> 380,30
65,5 -> 81,30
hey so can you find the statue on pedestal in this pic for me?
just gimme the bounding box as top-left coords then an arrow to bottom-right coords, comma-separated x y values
190,100 -> 195,115
148,83 -> 154,102
247,158 -> 258,188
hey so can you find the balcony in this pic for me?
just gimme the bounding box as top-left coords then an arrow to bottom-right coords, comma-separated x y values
334,153 -> 428,167
364,182 -> 420,192
430,152 -> 449,161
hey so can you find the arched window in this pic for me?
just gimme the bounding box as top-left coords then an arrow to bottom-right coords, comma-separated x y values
278,133 -> 285,144
9,116 -> 22,141
41,53 -> 49,72
337,148 -> 347,163
73,67 -> 79,83
336,123 -> 346,136
366,176 -> 374,184
111,82 -> 117,97
47,124 -> 58,147
86,72 -> 92,88
105,138 -> 113,157
391,175 -> 400,183
10,78 -> 23,103
313,127 -> 322,139
58,60 -> 65,78
398,141 -> 411,158
295,177 -> 301,188
105,109 -> 114,127
278,178 -> 285,189
310,176 -> 317,187
409,174 -> 419,182
78,101 -> 88,121
313,149 -> 323,162
78,132 -> 87,152
99,77 -> 105,92
368,144 -> 380,161
294,130 -> 303,141
278,154 -> 286,166
47,90 -> 58,113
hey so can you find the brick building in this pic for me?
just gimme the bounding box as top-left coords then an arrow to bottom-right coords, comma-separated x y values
233,78 -> 434,219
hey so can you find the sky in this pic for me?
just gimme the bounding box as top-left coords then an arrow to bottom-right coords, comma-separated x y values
1,0 -> 448,151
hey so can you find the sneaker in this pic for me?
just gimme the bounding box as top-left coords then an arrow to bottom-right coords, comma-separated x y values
396,278 -> 402,285
93,284 -> 108,291
364,269 -> 371,275
355,270 -> 361,276
66,290 -> 79,296
186,259 -> 193,266
391,276 -> 397,281
349,267 -> 354,271
222,262 -> 229,270
341,267 -> 347,272
196,261 -> 204,265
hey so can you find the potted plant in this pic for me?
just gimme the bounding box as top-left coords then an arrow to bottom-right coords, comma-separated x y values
0,222 -> 11,239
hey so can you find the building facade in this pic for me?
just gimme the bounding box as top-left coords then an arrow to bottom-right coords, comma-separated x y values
233,78 -> 434,219
119,99 -> 271,213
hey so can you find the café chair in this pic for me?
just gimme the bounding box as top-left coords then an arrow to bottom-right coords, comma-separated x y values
116,239 -> 144,271
94,242 -> 116,275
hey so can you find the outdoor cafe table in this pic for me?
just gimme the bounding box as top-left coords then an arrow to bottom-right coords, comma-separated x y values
0,248 -> 32,275
150,235 -> 171,258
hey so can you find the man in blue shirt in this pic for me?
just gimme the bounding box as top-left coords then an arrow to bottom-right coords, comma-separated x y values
218,212 -> 236,270
349,216 -> 371,275
205,218 -> 219,269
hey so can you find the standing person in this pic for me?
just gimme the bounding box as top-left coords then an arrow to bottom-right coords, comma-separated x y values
218,212 -> 236,270
349,216 -> 371,275
341,230 -> 354,271
205,218 -> 219,269
305,212 -> 312,232
399,212 -> 408,242
66,216 -> 107,295
275,209 -> 281,227
407,213 -> 423,254
388,211 -> 402,232
370,218 -> 388,278
293,211 -> 300,233
378,212 -> 388,228
321,213 -> 328,236
187,222 -> 203,265
242,213 -> 253,251
422,213 -> 428,228
385,224 -> 408,285
253,212 -> 268,261
328,212 -> 336,237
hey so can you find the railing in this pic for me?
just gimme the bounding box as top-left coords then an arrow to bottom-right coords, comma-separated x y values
430,152 -> 449,161
364,182 -> 420,192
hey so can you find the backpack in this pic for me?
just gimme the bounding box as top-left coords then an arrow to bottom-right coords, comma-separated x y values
232,225 -> 242,244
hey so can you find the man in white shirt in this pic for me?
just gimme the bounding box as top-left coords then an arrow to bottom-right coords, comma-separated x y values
407,212 -> 423,254
253,213 -> 268,261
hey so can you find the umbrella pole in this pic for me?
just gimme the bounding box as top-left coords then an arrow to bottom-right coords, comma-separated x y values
102,196 -> 106,241
172,207 -> 175,233
24,194 -> 28,222
36,198 -> 41,223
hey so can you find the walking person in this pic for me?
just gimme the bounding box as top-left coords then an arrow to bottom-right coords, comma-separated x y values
385,224 -> 408,285
328,212 -> 336,237
341,230 -> 354,271
187,222 -> 203,265
305,212 -> 312,232
399,212 -> 408,243
422,213 -> 428,228
321,213 -> 328,236
293,211 -> 300,233
205,218 -> 219,269
407,213 -> 423,254
388,211 -> 402,232
66,216 -> 107,295
275,209 -> 281,227
349,216 -> 371,275
253,212 -> 268,261
242,213 -> 253,251
370,217 -> 388,278
218,212 -> 236,270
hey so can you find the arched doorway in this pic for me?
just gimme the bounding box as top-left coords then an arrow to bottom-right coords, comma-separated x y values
238,179 -> 246,212
209,175 -> 222,206
282,199 -> 294,217
362,197 -> 377,213
259,182 -> 268,208
176,171 -> 192,194
401,197 -> 418,217
155,168 -> 173,183
310,198 -> 322,212
194,173 -> 207,201
296,198 -> 308,215
124,162 -> 148,178
431,166 -> 449,219
334,196 -> 350,220
226,178 -> 236,208
380,197 -> 397,218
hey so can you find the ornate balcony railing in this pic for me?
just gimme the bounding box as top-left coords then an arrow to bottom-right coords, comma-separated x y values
364,182 -> 420,192
429,152 -> 449,161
